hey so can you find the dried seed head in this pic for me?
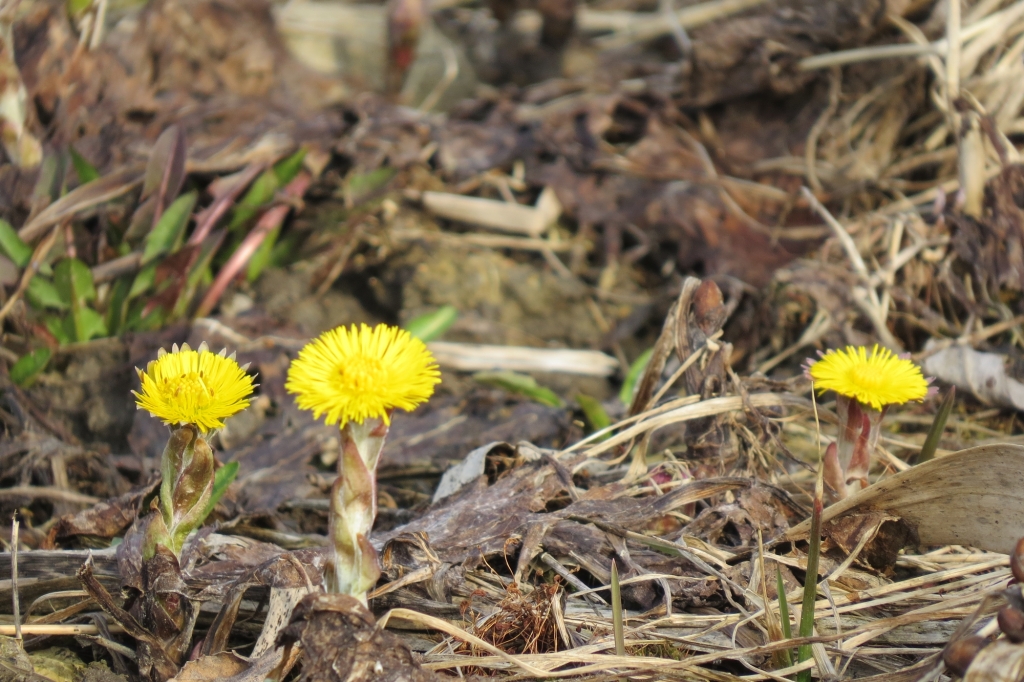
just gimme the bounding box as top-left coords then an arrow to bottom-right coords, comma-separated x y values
999,606 -> 1024,644
944,635 -> 989,676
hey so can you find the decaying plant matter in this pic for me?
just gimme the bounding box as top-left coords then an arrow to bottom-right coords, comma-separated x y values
6,0 -> 1024,679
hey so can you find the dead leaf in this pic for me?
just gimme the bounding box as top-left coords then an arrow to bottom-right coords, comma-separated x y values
922,341 -> 1024,411
786,444 -> 1024,554
277,593 -> 442,682
170,653 -> 248,681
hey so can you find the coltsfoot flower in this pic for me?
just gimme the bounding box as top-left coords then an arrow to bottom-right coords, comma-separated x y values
809,344 -> 928,410
286,323 -> 440,427
134,342 -> 255,433
807,344 -> 930,501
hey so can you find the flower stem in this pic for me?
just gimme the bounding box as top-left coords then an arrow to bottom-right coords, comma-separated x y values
147,424 -> 215,558
328,416 -> 389,602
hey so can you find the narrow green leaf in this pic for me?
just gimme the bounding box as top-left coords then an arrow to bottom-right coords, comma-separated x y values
620,347 -> 653,405
70,147 -> 100,184
406,305 -> 458,342
796,495 -> 823,682
576,393 -> 611,440
0,219 -> 32,268
273,148 -> 307,186
777,567 -> 794,668
246,226 -> 280,282
10,348 -> 51,387
128,263 -> 157,299
473,371 -> 564,408
916,386 -> 955,464
229,170 -> 280,232
26,277 -> 68,310
142,191 -> 197,264
105,278 -> 132,336
610,560 -> 625,657
777,567 -> 792,640
203,461 -> 240,519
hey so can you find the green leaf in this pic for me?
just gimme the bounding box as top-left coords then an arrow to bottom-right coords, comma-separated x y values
128,263 -> 157,299
610,560 -> 625,657
142,191 -> 197,265
203,461 -> 239,519
53,258 -> 106,342
576,393 -> 611,440
75,307 -> 108,341
105,278 -> 132,336
473,371 -> 564,408
229,170 -> 280,232
273,148 -> 307,186
26,277 -> 68,310
69,147 -> 100,183
246,226 -> 280,282
0,219 -> 32,268
125,299 -> 165,332
406,305 -> 458,342
53,258 -> 96,306
44,315 -> 72,345
620,347 -> 653,405
916,386 -> 955,464
67,0 -> 92,18
10,348 -> 51,387
345,167 -> 396,205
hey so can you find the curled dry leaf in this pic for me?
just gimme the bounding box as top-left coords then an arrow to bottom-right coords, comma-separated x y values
922,341 -> 1024,411
786,444 -> 1024,554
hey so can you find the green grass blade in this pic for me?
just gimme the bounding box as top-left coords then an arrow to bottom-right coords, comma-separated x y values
776,567 -> 793,669
611,559 -> 625,658
796,493 -> 823,682
916,386 -> 955,464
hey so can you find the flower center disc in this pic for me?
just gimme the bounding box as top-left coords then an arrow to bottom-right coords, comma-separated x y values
169,371 -> 214,407
849,365 -> 884,393
339,358 -> 385,393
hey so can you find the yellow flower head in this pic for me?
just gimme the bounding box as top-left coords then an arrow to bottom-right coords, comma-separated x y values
808,344 -> 928,411
134,342 -> 255,433
286,323 -> 440,427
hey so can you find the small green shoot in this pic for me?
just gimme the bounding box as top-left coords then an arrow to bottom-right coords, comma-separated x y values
576,393 -> 611,440
610,559 -> 625,658
473,371 -> 564,408
202,461 -> 240,519
796,480 -> 823,682
10,348 -> 51,387
916,386 -> 955,464
620,347 -> 653,405
142,191 -> 197,264
69,148 -> 100,183
406,305 -> 458,342
777,567 -> 793,667
0,219 -> 31,268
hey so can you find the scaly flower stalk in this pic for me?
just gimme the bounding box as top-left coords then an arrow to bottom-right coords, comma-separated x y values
134,343 -> 255,557
807,345 -> 928,501
286,324 -> 440,603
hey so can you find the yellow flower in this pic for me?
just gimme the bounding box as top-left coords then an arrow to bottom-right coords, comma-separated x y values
134,343 -> 255,433
286,323 -> 440,427
809,344 -> 928,411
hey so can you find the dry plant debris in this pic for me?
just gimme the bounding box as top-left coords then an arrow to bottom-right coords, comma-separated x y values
4,0 -> 1024,679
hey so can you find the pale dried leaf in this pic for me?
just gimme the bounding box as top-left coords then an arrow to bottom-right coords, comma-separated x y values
786,444 -> 1024,554
922,341 -> 1024,411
